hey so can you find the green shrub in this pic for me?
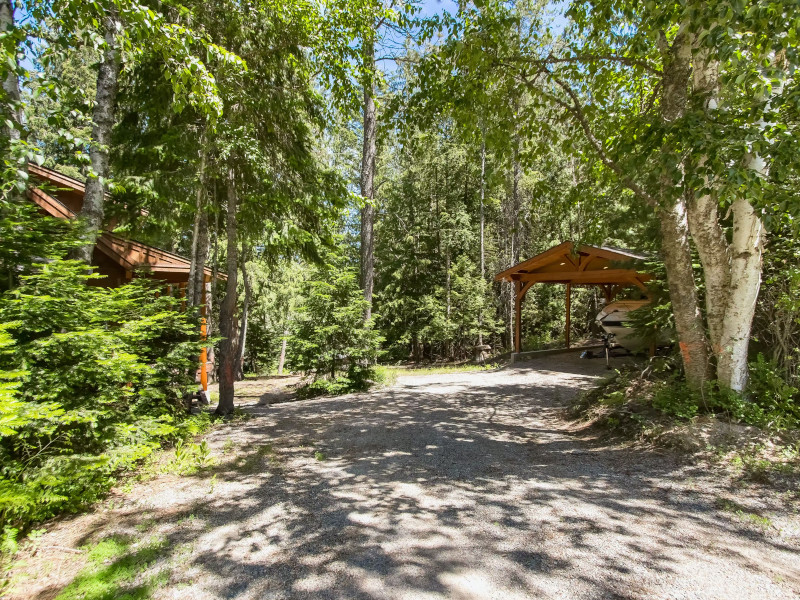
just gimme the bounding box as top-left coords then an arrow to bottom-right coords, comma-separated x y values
289,256 -> 382,397
651,379 -> 700,420
738,354 -> 800,430
638,354 -> 800,430
0,260 -> 205,538
372,365 -> 399,388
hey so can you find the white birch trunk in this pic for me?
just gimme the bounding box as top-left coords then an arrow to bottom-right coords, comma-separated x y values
1,0 -> 22,145
74,10 -> 121,263
716,197 -> 763,392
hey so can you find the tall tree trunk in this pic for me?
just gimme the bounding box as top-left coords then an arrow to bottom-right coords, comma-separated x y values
686,188 -> 729,353
478,131 -> 486,346
187,146 -> 209,307
716,197 -> 763,391
446,243 -> 453,359
277,331 -> 288,375
657,26 -> 711,389
1,0 -> 22,148
687,44 -> 771,391
686,47 -> 730,355
713,64 -> 782,391
206,216 -> 219,382
658,201 -> 710,387
73,10 -> 121,263
1,0 -> 27,216
508,125 -> 522,350
236,249 -> 252,381
360,36 -> 376,322
215,168 -> 239,416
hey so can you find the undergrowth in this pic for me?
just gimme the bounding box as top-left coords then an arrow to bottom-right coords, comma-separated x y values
575,353 -> 800,431
381,363 -> 499,376
573,353 -> 800,487
0,261 -> 212,556
53,534 -> 169,600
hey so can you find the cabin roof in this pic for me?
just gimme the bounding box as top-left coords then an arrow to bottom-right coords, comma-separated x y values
28,163 -> 94,195
28,164 -> 219,282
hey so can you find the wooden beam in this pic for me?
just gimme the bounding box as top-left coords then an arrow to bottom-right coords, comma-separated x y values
519,280 -> 535,300
494,241 -> 574,281
565,283 -> 571,349
514,280 -> 522,353
494,243 -> 650,284
513,269 -> 651,285
579,255 -> 602,271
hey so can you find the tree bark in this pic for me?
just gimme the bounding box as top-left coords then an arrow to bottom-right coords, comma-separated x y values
657,25 -> 711,388
686,43 -> 771,391
360,36 -> 377,322
508,125 -> 522,350
0,0 -> 27,209
1,0 -> 22,146
187,147 -> 209,307
236,249 -> 252,381
206,219 -> 219,380
686,188 -> 729,352
73,10 -> 121,264
685,46 -> 730,355
446,242 -> 453,359
658,200 -> 710,387
215,167 -> 239,416
277,331 -> 288,375
712,64 -> 782,391
478,131 -> 486,346
715,199 -> 763,392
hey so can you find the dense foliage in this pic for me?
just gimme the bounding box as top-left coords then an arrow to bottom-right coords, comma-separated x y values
0,261 -> 205,546
289,255 -> 382,397
1,0 -> 800,546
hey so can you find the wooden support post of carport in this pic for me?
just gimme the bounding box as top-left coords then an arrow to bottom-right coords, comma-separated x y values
514,280 -> 522,354
565,283 -> 571,349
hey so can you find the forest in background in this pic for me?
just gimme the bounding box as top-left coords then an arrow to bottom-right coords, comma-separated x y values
1,0 -> 799,546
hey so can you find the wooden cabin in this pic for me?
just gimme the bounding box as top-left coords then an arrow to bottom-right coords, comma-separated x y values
28,164 -> 215,289
27,164 -> 216,391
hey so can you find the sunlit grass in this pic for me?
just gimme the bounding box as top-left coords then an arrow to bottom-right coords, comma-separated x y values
381,363 -> 500,377
55,534 -> 169,600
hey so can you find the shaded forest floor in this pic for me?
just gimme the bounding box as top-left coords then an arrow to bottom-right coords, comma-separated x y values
5,355 -> 800,599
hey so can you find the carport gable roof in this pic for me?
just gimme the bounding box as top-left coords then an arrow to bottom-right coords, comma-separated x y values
494,241 -> 651,288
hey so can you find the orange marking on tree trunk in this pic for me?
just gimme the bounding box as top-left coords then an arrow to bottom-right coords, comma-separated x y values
679,341 -> 692,364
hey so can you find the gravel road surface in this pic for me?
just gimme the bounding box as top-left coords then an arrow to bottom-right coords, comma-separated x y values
12,355 -> 800,599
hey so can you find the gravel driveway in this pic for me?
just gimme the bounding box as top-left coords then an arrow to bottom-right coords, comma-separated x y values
12,355 -> 800,599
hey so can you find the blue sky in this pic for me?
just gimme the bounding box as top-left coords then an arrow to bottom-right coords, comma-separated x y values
418,0 -> 459,18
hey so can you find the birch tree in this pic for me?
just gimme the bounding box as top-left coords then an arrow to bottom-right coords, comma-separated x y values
421,0 -> 800,391
30,0 -> 237,263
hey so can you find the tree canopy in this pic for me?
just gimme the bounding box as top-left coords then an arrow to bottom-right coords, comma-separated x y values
1,0 -> 800,545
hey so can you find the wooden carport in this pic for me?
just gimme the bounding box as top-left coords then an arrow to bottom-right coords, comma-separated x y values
494,241 -> 651,353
